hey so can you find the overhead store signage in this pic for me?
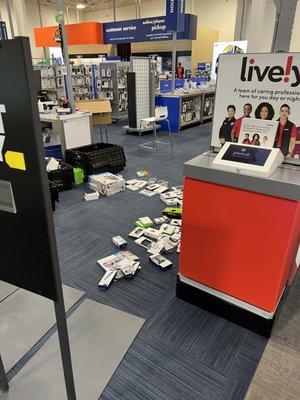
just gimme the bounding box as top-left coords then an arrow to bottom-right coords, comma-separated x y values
165,0 -> 185,32
211,52 -> 300,159
55,10 -> 64,24
34,22 -> 103,47
103,14 -> 197,44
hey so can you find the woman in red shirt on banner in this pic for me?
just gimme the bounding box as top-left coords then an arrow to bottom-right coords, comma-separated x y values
274,104 -> 297,157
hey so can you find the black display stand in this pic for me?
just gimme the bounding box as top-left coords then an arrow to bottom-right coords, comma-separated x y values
0,37 -> 76,399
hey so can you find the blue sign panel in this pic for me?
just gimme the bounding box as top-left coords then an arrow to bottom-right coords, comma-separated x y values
103,14 -> 197,44
159,79 -> 185,93
165,0 -> 185,32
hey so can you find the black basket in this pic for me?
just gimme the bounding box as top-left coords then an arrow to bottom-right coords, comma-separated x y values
47,160 -> 74,191
65,143 -> 126,178
49,181 -> 59,211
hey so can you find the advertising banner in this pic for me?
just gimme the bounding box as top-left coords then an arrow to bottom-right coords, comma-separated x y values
212,53 -> 300,159
165,0 -> 186,32
211,40 -> 248,81
103,14 -> 197,44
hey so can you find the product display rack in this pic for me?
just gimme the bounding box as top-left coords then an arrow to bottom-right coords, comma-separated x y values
99,62 -> 130,120
201,90 -> 215,122
71,64 -> 94,101
180,93 -> 202,127
33,64 -> 66,99
155,90 -> 215,133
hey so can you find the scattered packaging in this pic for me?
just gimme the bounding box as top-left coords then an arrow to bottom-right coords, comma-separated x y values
159,224 -> 176,236
135,236 -> 154,250
154,186 -> 169,194
98,270 -> 117,290
46,157 -> 60,172
157,180 -> 168,187
148,177 -> 157,184
126,180 -> 148,191
171,185 -> 183,191
150,254 -> 172,270
139,189 -> 157,197
89,172 -> 125,196
135,217 -> 154,228
154,216 -> 168,225
143,228 -> 161,240
129,227 -> 144,238
160,196 -> 179,206
162,207 -> 182,219
84,192 -> 99,201
112,236 -> 127,249
147,241 -> 165,255
137,170 -> 149,177
170,219 -> 182,227
146,183 -> 161,191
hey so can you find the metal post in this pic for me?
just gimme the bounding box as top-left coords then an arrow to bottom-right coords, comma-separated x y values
54,291 -> 77,400
5,0 -> 15,38
171,31 -> 177,94
56,0 -> 75,113
138,0 -> 141,18
37,0 -> 47,58
113,0 -> 116,21
0,354 -> 9,392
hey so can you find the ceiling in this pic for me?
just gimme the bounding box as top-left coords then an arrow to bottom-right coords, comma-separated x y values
34,0 -> 155,12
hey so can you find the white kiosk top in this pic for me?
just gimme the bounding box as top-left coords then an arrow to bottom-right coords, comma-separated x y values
184,153 -> 300,202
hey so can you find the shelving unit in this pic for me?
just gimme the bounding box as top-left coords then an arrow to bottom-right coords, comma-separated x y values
155,90 -> 215,133
99,62 -> 130,120
201,90 -> 215,122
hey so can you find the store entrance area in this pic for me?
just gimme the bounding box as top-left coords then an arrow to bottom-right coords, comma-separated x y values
51,122 -> 267,400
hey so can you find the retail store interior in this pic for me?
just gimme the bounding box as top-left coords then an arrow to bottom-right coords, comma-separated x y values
0,1 -> 299,400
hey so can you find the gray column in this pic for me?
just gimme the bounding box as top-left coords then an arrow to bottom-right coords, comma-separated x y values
12,0 -> 29,36
272,0 -> 298,52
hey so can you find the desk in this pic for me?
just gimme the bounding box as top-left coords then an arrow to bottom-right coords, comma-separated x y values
40,112 -> 92,157
177,153 -> 300,336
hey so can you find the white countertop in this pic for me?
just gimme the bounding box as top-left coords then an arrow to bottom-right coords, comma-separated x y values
40,111 -> 92,122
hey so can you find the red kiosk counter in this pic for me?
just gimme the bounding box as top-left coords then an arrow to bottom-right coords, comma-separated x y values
177,153 -> 300,337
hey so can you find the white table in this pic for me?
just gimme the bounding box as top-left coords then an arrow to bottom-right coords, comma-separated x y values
40,112 -> 92,157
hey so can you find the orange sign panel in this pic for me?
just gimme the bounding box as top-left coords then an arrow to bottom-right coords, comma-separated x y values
34,22 -> 104,47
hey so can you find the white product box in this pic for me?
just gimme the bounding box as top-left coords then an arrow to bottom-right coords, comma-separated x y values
150,254 -> 172,270
112,236 -> 127,249
84,192 -> 100,201
129,227 -> 145,238
139,189 -> 157,197
159,224 -> 176,236
135,236 -> 154,250
143,228 -> 161,240
98,270 -> 117,290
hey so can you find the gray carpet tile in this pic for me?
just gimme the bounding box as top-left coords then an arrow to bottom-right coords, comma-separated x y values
49,121 -> 267,400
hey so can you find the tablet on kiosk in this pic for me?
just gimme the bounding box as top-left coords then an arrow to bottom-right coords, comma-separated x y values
212,142 -> 284,177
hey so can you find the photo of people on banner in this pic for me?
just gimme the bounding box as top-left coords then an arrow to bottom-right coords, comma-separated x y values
212,53 -> 300,159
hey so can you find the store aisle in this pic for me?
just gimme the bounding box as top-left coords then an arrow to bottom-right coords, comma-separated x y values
53,123 -> 267,400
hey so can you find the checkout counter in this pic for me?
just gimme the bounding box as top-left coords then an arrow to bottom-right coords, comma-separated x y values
178,153 -> 300,337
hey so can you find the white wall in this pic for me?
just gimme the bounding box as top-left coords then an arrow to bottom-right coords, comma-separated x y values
0,0 -> 78,58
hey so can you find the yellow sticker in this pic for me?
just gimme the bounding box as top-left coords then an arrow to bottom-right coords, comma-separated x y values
4,151 -> 26,171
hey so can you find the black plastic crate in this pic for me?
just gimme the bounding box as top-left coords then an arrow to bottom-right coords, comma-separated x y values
65,142 -> 126,177
47,160 -> 74,191
49,181 -> 59,211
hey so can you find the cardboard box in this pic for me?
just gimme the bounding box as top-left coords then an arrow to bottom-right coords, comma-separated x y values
75,99 -> 112,126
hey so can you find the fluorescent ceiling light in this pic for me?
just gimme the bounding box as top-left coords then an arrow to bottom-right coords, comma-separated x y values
76,3 -> 86,9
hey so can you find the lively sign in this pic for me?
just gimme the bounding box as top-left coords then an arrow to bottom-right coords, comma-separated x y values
212,53 -> 300,159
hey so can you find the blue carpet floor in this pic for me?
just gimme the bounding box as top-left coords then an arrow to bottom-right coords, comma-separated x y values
53,121 -> 267,400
